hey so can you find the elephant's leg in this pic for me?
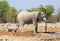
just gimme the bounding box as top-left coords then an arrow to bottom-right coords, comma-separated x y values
33,20 -> 38,33
19,21 -> 25,32
34,23 -> 38,33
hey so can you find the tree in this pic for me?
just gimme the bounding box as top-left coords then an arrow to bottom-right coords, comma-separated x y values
5,7 -> 17,23
27,5 -> 54,20
38,5 -> 46,12
0,1 -> 18,23
0,1 -> 9,23
27,8 -> 36,12
45,5 -> 54,19
48,9 -> 60,22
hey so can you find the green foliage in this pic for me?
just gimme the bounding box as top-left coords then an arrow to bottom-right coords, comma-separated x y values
27,5 -> 54,19
0,1 -> 17,23
48,9 -> 60,22
0,1 -> 9,17
38,5 -> 46,12
0,1 -> 54,23
5,7 -> 17,23
45,5 -> 54,19
0,1 -> 9,23
27,8 -> 36,12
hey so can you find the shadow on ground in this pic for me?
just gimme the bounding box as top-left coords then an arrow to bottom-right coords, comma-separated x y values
43,32 -> 60,34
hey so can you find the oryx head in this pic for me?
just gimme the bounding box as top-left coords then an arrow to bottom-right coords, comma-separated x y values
37,12 -> 47,22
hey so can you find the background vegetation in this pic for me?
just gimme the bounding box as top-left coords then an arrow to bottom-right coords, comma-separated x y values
0,0 -> 60,23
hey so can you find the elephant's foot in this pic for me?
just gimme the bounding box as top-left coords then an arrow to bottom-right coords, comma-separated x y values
33,31 -> 37,34
32,31 -> 38,36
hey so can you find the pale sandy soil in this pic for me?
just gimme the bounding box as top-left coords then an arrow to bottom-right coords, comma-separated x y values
0,31 -> 60,41
0,23 -> 60,41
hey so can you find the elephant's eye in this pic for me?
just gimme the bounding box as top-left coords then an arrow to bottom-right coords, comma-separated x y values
41,14 -> 43,15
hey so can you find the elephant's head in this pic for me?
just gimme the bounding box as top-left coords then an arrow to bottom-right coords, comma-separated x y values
37,12 -> 48,22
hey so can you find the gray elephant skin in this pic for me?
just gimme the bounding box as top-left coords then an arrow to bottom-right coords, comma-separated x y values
17,10 -> 47,33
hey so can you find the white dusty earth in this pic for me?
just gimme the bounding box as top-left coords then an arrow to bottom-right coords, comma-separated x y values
0,32 -> 60,41
0,23 -> 60,41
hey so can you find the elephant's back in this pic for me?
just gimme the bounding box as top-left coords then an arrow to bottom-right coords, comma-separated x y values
18,10 -> 34,16
17,11 -> 35,20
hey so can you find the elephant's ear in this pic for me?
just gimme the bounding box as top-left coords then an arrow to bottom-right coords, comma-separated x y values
37,12 -> 41,18
37,12 -> 43,20
38,12 -> 41,15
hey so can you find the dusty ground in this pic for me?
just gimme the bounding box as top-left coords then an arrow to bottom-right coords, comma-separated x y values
0,23 -> 60,41
0,30 -> 60,41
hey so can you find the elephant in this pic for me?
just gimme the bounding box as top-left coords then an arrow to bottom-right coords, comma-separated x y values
17,10 -> 47,33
